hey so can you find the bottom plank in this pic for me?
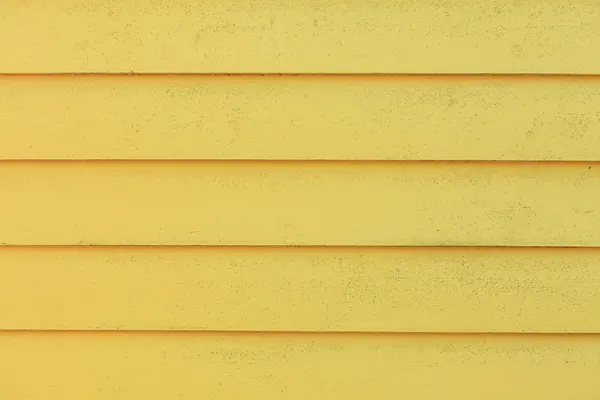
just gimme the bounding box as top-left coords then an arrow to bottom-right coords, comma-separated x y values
1,332 -> 599,399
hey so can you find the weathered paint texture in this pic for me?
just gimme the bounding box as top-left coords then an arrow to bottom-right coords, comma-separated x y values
2,161 -> 600,246
2,332 -> 600,399
2,247 -> 600,332
1,0 -> 600,399
1,76 -> 600,161
1,0 -> 600,73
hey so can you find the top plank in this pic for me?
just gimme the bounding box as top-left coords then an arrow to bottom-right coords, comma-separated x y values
1,0 -> 600,74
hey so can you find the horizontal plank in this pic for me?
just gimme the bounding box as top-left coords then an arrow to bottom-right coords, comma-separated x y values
1,0 -> 600,73
2,332 -> 600,399
2,247 -> 600,332
2,161 -> 600,246
2,76 -> 600,161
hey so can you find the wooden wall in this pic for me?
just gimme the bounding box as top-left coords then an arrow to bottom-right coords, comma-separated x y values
1,0 -> 600,398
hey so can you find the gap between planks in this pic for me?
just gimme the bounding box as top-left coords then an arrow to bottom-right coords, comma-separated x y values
1,160 -> 600,165
2,330 -> 600,338
1,73 -> 600,79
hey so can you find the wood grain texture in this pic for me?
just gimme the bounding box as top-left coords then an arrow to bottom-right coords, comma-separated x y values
2,247 -> 600,332
2,161 -> 599,246
1,0 -> 599,73
2,76 -> 600,160
1,332 -> 599,399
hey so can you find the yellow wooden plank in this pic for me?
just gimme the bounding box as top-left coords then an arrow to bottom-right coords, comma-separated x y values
1,0 -> 600,73
2,76 -> 600,161
1,332 -> 599,399
2,161 -> 600,246
2,247 -> 600,332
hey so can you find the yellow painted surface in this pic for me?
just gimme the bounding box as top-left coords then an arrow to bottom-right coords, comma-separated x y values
3,1 -> 600,398
2,0 -> 600,73
2,75 -> 600,160
2,246 -> 600,333
2,161 -> 599,246
1,332 -> 600,399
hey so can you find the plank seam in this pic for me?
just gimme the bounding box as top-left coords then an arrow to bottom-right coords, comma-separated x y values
1,160 -> 600,165
2,245 -> 600,250
1,330 -> 599,337
2,73 -> 600,78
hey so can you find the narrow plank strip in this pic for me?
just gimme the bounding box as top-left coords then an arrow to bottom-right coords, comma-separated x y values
2,247 -> 600,332
2,76 -> 600,160
1,0 -> 599,73
1,332 -> 599,399
2,161 -> 599,246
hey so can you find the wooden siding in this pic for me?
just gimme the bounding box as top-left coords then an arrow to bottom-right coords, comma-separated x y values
2,0 -> 600,399
2,332 -> 600,399
2,161 -> 600,246
2,247 -> 600,333
1,76 -> 600,161
1,0 -> 600,73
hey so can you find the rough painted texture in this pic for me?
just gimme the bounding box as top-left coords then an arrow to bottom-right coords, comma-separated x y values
2,76 -> 600,160
2,161 -> 599,246
3,1 -> 600,398
1,0 -> 600,73
2,332 -> 600,399
2,247 -> 600,332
